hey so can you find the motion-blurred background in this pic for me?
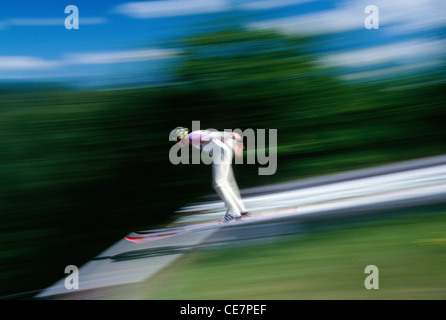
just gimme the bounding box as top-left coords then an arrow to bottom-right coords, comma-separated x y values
0,0 -> 445,298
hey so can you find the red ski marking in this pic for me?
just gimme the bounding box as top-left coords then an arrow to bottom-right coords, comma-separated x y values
125,231 -> 182,243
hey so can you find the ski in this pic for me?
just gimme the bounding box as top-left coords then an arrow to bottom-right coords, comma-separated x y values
125,206 -> 298,244
125,221 -> 221,244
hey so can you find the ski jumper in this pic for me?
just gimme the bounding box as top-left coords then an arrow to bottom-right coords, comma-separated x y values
188,130 -> 247,217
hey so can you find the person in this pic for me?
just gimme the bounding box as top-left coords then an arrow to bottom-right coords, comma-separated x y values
169,126 -> 251,222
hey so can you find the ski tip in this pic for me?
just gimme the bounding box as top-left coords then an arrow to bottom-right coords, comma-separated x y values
125,235 -> 147,244
125,235 -> 136,242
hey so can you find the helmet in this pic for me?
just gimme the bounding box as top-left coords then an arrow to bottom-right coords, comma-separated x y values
169,127 -> 189,142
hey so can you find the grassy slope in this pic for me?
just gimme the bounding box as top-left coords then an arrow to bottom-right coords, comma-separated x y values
142,209 -> 446,300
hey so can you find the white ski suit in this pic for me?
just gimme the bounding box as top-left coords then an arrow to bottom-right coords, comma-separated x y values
188,130 -> 247,218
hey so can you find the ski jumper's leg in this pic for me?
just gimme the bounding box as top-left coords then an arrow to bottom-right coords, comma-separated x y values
211,140 -> 245,217
227,164 -> 247,213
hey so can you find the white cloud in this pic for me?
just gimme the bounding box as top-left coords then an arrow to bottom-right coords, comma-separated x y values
247,0 -> 446,35
115,0 -> 317,19
65,48 -> 180,65
0,56 -> 58,70
319,39 -> 446,68
239,0 -> 314,10
246,0 -> 446,82
115,0 -> 229,19
1,17 -> 106,28
0,48 -> 180,73
248,9 -> 361,35
376,0 -> 446,33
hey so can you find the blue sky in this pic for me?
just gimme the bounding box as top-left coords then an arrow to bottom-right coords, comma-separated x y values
0,0 -> 444,88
